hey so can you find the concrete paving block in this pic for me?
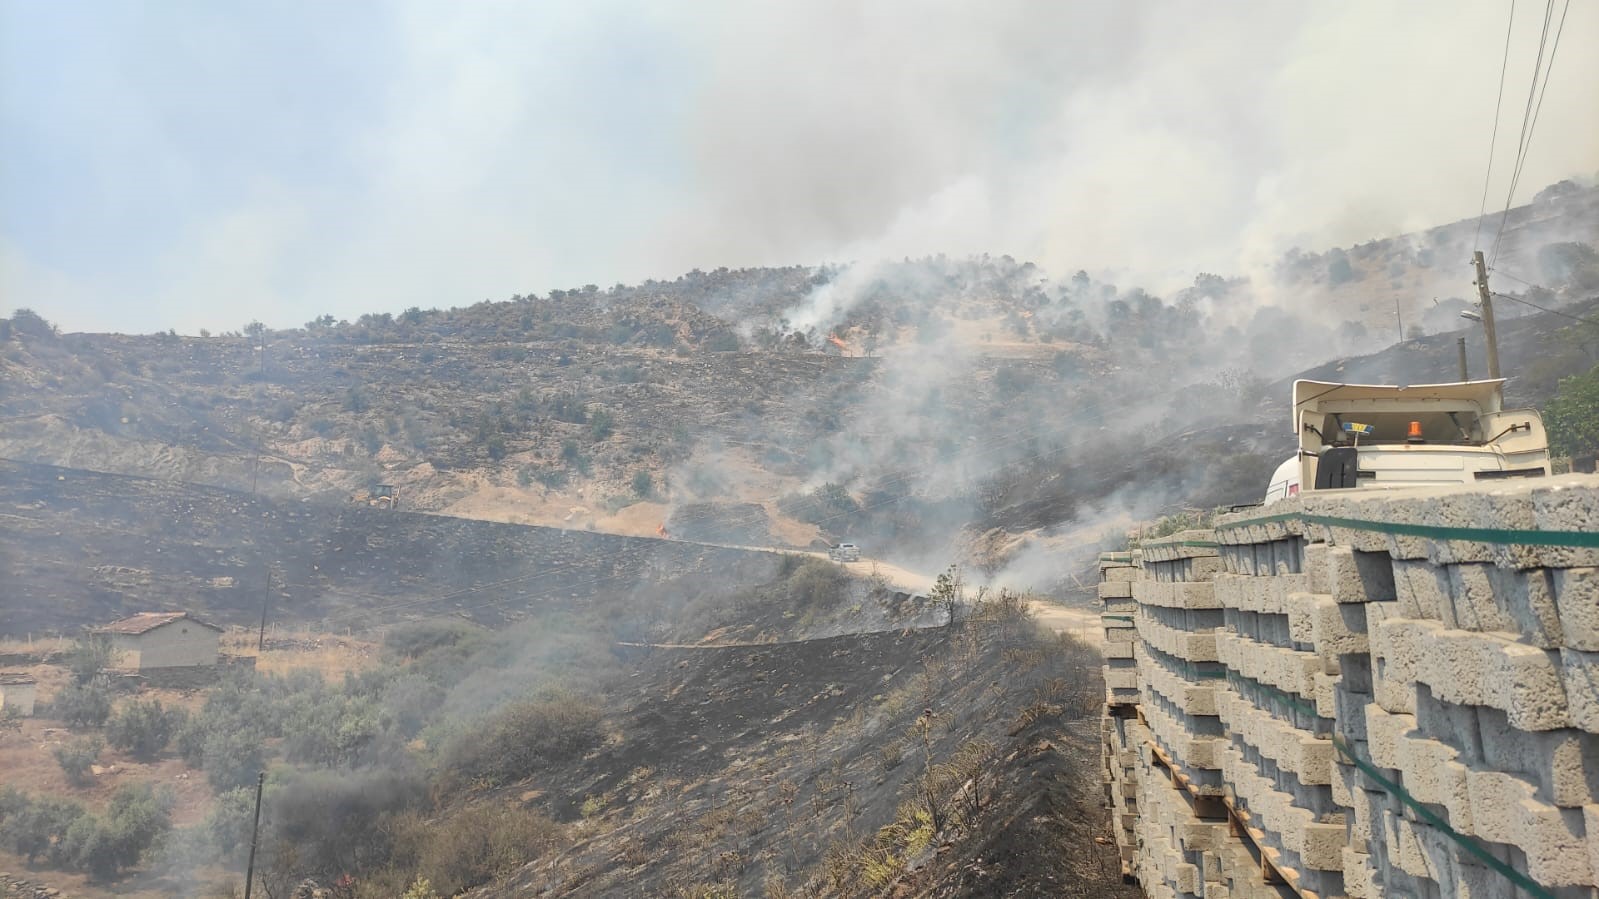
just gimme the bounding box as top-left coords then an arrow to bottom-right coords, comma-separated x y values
1305,541 -> 1331,595
1365,705 -> 1415,771
1586,805 -> 1599,894
1484,641 -> 1569,733
1444,563 -> 1521,635
1103,640 -> 1136,660
1103,596 -> 1138,614
1530,486 -> 1599,569
1303,822 -> 1347,870
1325,545 -> 1400,604
1554,568 -> 1599,652
1563,649 -> 1599,736
1308,592 -> 1370,658
1343,846 -> 1377,898
1392,730 -> 1470,829
1104,565 -> 1140,583
1494,566 -> 1564,649
1101,579 -> 1135,599
1475,704 -> 1599,808
1394,559 -> 1451,623
1463,769 -> 1593,886
1104,666 -> 1140,690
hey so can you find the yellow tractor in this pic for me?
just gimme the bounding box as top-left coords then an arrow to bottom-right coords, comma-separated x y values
353,484 -> 399,510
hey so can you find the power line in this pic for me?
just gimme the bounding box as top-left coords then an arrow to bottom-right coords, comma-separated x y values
1473,0 -> 1518,252
1489,0 -> 1570,267
1491,291 -> 1599,328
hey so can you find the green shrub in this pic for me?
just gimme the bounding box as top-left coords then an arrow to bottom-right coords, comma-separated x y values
631,470 -> 653,498
55,682 -> 112,728
201,726 -> 265,792
67,635 -> 114,684
1,793 -> 87,864
1546,363 -> 1599,458
106,699 -> 187,760
53,737 -> 103,787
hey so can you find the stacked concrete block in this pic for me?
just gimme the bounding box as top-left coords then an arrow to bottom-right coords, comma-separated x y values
1103,551 -> 1143,706
1211,475 -> 1599,899
1120,532 -> 1260,896
1101,551 -> 1146,877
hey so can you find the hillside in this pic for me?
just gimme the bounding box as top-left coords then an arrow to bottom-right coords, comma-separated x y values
3,182 -> 1597,597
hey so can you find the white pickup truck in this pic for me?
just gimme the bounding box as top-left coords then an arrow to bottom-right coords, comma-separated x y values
1263,378 -> 1550,505
827,543 -> 861,562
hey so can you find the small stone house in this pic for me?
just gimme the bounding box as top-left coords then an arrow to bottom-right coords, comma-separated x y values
0,672 -> 37,716
95,612 -> 223,671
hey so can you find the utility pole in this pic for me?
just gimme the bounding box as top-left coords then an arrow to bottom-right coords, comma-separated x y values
1457,337 -> 1470,381
1394,297 -> 1404,343
257,568 -> 272,652
243,770 -> 265,899
1472,251 -> 1503,379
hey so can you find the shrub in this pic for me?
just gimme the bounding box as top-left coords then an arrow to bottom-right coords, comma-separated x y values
54,737 -> 103,787
631,470 -> 653,498
264,769 -> 423,880
384,620 -> 484,660
705,331 -> 741,352
384,805 -> 565,896
67,635 -> 115,684
200,786 -> 257,858
439,694 -> 604,787
55,682 -> 112,729
201,726 -> 265,791
1546,363 -> 1599,458
1,793 -> 88,864
106,699 -> 187,760
8,308 -> 56,340
589,409 -> 615,441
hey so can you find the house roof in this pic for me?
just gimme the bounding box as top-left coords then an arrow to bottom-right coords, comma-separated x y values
0,672 -> 37,686
94,611 -> 224,636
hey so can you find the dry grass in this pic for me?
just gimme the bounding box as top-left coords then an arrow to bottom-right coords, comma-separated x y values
219,627 -> 379,680
0,634 -> 73,659
0,713 -> 216,826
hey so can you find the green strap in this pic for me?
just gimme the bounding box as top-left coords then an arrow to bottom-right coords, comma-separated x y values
1329,735 -> 1555,899
1102,614 -> 1135,623
1218,511 -> 1599,548
1220,672 -> 1556,898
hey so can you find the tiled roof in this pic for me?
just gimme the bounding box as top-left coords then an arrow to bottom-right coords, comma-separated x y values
94,611 -> 224,635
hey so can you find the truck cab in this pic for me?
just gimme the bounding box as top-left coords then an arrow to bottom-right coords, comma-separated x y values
1263,378 -> 1550,505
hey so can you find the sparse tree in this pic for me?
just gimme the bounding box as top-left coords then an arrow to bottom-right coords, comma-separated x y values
929,566 -> 964,627
67,634 -> 115,684
107,699 -> 187,760
53,737 -> 103,787
1546,364 -> 1599,458
55,682 -> 112,729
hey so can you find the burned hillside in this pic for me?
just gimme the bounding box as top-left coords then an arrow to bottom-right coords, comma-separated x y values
0,458 -> 787,637
4,186 -> 1597,572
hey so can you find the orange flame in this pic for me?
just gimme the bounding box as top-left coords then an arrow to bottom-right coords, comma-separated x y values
656,522 -> 668,538
827,333 -> 849,351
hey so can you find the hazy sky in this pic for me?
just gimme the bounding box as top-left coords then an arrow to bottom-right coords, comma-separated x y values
3,1 -> 1596,334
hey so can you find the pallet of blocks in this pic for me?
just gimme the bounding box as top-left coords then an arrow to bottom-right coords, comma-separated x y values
1101,551 -> 1143,878
1213,477 -> 1599,899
